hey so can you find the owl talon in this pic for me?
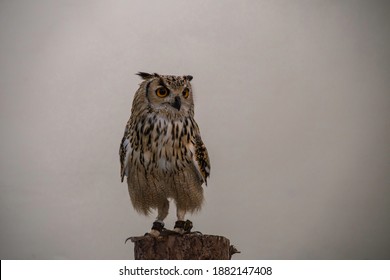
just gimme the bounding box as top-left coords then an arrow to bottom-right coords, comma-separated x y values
125,237 -> 132,244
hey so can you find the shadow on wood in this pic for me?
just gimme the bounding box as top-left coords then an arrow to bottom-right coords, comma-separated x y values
128,234 -> 240,260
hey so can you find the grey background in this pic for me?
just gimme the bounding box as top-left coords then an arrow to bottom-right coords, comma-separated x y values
1,0 -> 389,259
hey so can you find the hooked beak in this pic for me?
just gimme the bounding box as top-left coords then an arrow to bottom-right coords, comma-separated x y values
171,96 -> 181,111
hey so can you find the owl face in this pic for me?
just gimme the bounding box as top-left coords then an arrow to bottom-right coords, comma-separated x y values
135,72 -> 195,118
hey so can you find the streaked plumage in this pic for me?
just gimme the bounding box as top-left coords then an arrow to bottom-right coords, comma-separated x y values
120,72 -> 210,236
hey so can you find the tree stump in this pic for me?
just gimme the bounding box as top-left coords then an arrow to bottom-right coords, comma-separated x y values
128,234 -> 239,260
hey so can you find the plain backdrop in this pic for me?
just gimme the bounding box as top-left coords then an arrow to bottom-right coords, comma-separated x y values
0,0 -> 389,259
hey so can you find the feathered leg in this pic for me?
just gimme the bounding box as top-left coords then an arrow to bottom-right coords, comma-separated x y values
174,208 -> 193,234
149,199 -> 169,237
174,208 -> 186,234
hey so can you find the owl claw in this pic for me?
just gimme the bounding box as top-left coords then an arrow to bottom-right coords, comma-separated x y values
125,237 -> 132,244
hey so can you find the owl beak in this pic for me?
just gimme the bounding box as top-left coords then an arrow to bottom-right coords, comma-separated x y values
171,96 -> 181,111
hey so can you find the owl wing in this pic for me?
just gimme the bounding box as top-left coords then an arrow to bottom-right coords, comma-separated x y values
193,134 -> 210,186
119,125 -> 132,182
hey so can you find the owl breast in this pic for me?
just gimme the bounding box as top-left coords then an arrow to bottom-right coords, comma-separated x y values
129,113 -> 197,175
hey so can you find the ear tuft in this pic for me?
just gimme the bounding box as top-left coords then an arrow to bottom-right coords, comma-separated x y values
185,75 -> 193,81
136,72 -> 158,80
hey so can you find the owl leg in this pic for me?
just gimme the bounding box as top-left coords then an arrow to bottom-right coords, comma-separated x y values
174,208 -> 193,234
149,199 -> 169,237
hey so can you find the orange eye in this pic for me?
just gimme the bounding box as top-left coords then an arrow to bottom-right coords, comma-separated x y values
182,88 -> 190,99
156,87 -> 169,98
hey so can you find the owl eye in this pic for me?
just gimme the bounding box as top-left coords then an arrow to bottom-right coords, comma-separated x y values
156,87 -> 169,98
182,88 -> 190,99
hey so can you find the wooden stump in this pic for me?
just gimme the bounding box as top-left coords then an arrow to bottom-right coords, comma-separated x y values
128,234 -> 239,260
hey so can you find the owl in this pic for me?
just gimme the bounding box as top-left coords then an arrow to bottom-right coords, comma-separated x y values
120,72 -> 210,236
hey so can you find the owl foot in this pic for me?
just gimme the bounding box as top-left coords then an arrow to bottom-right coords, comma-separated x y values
174,220 -> 193,234
143,221 -> 165,237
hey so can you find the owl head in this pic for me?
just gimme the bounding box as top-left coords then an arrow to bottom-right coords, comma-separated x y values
132,72 -> 195,119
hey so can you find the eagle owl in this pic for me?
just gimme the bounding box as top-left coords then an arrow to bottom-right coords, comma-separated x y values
120,72 -> 210,236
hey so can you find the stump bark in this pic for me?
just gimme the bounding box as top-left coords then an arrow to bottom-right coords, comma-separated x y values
128,234 -> 239,260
